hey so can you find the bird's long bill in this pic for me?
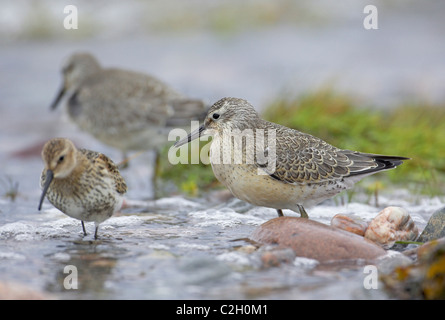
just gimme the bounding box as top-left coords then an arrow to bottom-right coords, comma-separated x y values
38,169 -> 54,210
49,84 -> 66,110
174,124 -> 205,148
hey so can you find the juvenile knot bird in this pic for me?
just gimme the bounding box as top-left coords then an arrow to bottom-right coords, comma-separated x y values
38,138 -> 127,239
50,52 -> 207,170
175,97 -> 409,218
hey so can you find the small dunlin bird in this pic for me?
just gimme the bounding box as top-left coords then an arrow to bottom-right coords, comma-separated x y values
175,97 -> 409,218
50,52 -> 207,169
38,138 -> 127,239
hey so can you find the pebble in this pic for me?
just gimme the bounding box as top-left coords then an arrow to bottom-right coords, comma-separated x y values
259,247 -> 296,268
417,206 -> 445,243
250,216 -> 385,262
417,237 -> 445,261
330,214 -> 369,236
364,206 -> 418,249
380,238 -> 445,299
0,281 -> 54,300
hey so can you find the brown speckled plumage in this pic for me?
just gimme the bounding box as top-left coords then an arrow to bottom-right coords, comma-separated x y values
175,97 -> 409,218
39,138 -> 127,239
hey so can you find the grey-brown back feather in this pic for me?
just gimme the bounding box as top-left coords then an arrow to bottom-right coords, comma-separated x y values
79,148 -> 128,195
257,121 -> 409,184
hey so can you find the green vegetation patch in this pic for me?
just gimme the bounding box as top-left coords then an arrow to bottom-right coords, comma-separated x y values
159,139 -> 219,196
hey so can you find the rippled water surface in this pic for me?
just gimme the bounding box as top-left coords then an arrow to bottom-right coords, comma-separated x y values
1,1 -> 445,299
1,168 -> 442,300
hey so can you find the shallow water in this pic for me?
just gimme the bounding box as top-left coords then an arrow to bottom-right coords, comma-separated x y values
0,166 -> 443,300
1,1 -> 445,300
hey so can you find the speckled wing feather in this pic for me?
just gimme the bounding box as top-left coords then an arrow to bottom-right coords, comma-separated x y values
80,149 -> 128,194
259,123 -> 408,184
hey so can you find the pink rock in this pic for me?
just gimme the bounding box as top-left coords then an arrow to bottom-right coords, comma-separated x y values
331,214 -> 369,236
364,206 -> 418,249
0,281 -> 54,300
251,216 -> 385,262
260,248 -> 296,268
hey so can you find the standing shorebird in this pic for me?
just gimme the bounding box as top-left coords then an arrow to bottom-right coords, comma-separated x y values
38,138 -> 127,239
49,52 -> 207,171
175,97 -> 409,218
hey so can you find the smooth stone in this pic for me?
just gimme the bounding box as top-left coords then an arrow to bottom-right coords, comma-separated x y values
417,206 -> 445,243
250,216 -> 386,262
0,281 -> 54,300
330,214 -> 369,236
417,237 -> 445,261
381,238 -> 445,299
258,247 -> 296,268
364,206 -> 418,249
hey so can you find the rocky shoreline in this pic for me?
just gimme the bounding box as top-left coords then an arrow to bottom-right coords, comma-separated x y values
249,205 -> 445,299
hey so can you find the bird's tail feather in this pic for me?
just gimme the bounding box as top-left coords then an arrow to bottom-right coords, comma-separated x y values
345,152 -> 409,177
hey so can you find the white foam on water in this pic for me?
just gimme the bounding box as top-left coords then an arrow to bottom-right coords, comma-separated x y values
216,251 -> 251,267
0,216 -> 84,241
50,252 -> 71,262
152,196 -> 202,209
147,244 -> 170,250
0,251 -> 26,261
293,256 -> 320,269
245,206 -> 284,219
188,208 -> 265,228
103,215 -> 146,227
310,202 -> 379,222
0,221 -> 37,241
176,243 -> 211,251
124,196 -> 202,210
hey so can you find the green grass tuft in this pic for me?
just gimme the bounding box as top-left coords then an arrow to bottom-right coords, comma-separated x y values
159,141 -> 219,196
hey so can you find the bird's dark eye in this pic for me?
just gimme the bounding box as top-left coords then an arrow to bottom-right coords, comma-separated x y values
58,156 -> 65,163
212,113 -> 220,120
